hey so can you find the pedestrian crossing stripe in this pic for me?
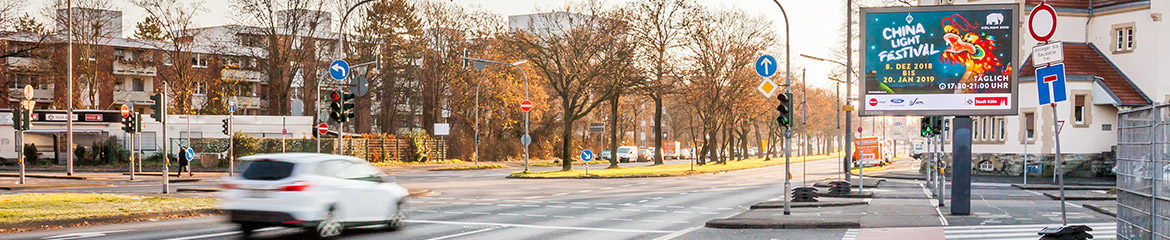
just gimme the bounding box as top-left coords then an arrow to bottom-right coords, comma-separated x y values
840,228 -> 859,240
943,222 -> 1115,240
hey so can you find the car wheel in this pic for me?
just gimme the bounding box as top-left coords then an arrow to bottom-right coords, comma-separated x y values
312,207 -> 343,239
239,224 -> 259,239
384,200 -> 408,231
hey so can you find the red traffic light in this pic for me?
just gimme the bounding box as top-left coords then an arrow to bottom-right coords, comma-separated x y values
331,92 -> 341,101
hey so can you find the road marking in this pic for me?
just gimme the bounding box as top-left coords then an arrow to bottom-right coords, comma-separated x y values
666,206 -> 684,209
469,212 -> 490,215
443,211 -> 465,214
612,218 -> 633,221
473,203 -> 492,206
553,215 -> 575,219
521,204 -> 540,207
597,207 -> 616,210
43,230 -> 129,240
547,201 -> 566,204
621,209 -> 641,212
404,219 -> 674,233
652,225 -> 705,240
523,196 -> 544,199
673,211 -> 693,214
425,226 -> 504,240
647,209 -> 667,213
579,190 -> 594,193
525,214 -> 547,217
638,200 -> 650,203
571,206 -> 589,209
920,183 -> 949,226
497,213 -> 519,216
571,202 -> 589,205
162,227 -> 279,240
690,206 -> 708,209
601,187 -> 615,190
415,210 -> 438,213
498,204 -> 516,207
582,217 -> 604,220
645,204 -> 661,207
841,228 -> 859,240
548,205 -> 565,208
596,203 -> 613,205
699,212 -> 718,215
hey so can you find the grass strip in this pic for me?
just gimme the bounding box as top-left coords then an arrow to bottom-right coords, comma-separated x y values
430,164 -> 509,171
0,193 -> 217,224
510,154 -> 841,178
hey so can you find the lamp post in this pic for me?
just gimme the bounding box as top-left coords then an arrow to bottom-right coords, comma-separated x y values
332,0 -> 377,155
768,0 -> 792,216
461,56 -> 530,171
801,54 -> 856,181
66,0 -> 74,176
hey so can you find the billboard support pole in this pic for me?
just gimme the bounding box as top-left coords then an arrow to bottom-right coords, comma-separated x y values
951,116 -> 972,215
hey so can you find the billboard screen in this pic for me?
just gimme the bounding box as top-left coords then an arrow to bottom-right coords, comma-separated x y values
859,4 -> 1019,116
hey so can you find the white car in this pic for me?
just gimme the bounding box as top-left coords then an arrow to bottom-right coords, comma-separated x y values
616,146 -> 638,163
220,153 -> 410,239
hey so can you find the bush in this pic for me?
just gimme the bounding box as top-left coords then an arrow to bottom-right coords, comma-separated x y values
22,144 -> 38,164
74,145 -> 87,162
146,151 -> 177,163
405,130 -> 431,162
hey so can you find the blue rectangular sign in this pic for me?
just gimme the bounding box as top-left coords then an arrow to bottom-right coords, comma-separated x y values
1035,63 -> 1067,105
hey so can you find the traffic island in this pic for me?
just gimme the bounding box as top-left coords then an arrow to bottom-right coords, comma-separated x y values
0,173 -> 97,180
812,178 -> 884,188
1082,203 -> 1116,217
1042,192 -> 1116,201
0,193 -> 219,232
0,182 -> 114,191
750,200 -> 868,209
1011,184 -> 1114,191
705,217 -> 860,229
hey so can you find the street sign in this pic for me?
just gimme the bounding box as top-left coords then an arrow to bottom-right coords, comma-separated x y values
588,122 -> 604,133
855,137 -> 881,161
183,147 -> 195,161
1028,2 -> 1058,42
282,128 -> 288,135
757,80 -> 777,97
22,85 -> 33,100
119,104 -> 131,118
521,134 -> 531,146
329,59 -> 349,80
1035,63 -> 1067,105
317,123 -> 329,134
1032,42 -> 1064,67
755,55 -> 777,77
580,149 -> 594,162
859,5 -> 1019,117
520,100 -> 533,112
228,99 -> 236,113
350,77 -> 369,97
434,123 -> 451,136
858,127 -> 863,133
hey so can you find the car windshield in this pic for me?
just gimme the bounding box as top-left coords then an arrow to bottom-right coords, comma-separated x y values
241,160 -> 296,180
618,148 -> 631,153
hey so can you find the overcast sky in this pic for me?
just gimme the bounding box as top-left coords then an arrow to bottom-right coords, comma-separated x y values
19,0 -> 848,88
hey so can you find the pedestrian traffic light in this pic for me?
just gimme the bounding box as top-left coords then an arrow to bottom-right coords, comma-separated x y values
149,93 -> 165,123
221,118 -> 231,135
776,93 -> 793,127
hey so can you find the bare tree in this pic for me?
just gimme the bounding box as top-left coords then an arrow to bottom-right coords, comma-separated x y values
45,0 -> 115,109
132,0 -> 211,114
625,0 -> 692,165
502,3 -> 636,171
231,0 -> 329,116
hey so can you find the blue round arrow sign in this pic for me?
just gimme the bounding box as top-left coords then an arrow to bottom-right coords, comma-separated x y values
183,147 -> 195,161
580,149 -> 594,162
329,59 -> 349,80
755,55 -> 777,77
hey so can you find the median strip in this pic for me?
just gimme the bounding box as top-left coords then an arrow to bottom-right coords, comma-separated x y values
508,154 -> 840,179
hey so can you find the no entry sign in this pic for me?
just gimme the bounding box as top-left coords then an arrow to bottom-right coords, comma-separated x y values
520,100 -> 533,112
120,104 -> 131,118
317,123 -> 329,135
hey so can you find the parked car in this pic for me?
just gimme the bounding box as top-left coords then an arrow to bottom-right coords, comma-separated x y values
616,146 -> 638,163
220,153 -> 410,239
638,148 -> 653,162
599,150 -> 612,160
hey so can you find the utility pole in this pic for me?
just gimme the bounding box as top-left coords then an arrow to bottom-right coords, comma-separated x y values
66,0 -> 74,176
769,0 -> 792,216
844,0 -> 855,182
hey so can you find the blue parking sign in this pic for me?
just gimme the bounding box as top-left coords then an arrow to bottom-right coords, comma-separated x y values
1035,63 -> 1067,105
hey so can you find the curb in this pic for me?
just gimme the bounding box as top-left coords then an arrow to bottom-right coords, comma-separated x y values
751,201 -> 868,209
705,218 -> 860,229
1011,184 -> 1114,191
0,173 -> 92,180
815,192 -> 876,198
0,183 -> 115,191
1082,204 -> 1116,217
0,209 -> 223,233
1042,193 -> 1116,201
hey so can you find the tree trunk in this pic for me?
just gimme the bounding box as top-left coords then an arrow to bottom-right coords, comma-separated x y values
561,108 -> 574,171
652,96 -> 664,165
607,95 -> 620,169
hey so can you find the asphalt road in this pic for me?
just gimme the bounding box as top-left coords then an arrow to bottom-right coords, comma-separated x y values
1,156 -> 848,240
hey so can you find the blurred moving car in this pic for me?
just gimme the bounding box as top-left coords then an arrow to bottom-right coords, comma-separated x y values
220,153 -> 410,239
616,146 -> 638,163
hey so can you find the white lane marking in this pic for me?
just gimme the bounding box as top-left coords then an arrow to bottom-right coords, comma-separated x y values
673,211 -> 692,214
571,202 -> 589,205
840,228 -> 859,240
548,205 -> 565,208
553,215 -> 575,219
597,207 -> 615,210
443,211 -> 465,214
579,190 -> 594,193
919,183 -> 950,226
404,219 -> 674,233
497,213 -> 519,216
645,205 -> 661,207
468,212 -> 491,215
525,214 -> 547,217
621,209 -> 641,212
425,226 -> 504,240
571,206 -> 590,209
415,210 -> 438,213
498,204 -> 516,207
612,218 -> 633,221
666,206 -> 684,209
520,204 -> 540,207
596,203 -> 613,205
547,201 -> 566,204
647,209 -> 667,213
162,227 -> 279,240
652,225 -> 705,240
43,230 -> 129,240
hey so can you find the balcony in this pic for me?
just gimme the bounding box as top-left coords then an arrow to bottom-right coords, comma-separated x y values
113,90 -> 152,105
6,57 -> 49,71
113,61 -> 157,77
8,88 -> 55,103
222,69 -> 265,83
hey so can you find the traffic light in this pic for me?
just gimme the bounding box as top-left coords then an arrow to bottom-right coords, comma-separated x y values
329,92 -> 356,122
776,93 -> 793,127
920,117 -> 933,137
14,107 -> 26,131
122,113 -> 136,133
149,93 -> 166,123
221,118 -> 231,135
931,117 -> 944,136
134,113 -> 142,132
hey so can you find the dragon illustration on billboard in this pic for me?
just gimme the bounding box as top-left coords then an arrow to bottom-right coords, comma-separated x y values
939,14 -> 1010,93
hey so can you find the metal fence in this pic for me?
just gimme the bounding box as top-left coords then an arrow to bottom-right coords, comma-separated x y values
1117,104 -> 1170,240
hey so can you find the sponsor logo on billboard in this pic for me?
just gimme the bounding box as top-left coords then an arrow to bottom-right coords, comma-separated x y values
869,98 -> 879,106
974,97 -> 1008,106
890,98 -> 905,104
910,98 -> 925,106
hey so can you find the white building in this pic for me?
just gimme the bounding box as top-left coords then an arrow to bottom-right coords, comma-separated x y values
921,0 -> 1164,176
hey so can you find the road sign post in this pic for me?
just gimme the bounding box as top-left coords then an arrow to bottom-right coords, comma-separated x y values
330,59 -> 350,156
581,149 -> 594,175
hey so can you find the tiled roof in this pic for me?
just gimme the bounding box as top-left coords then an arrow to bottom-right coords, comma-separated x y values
1025,0 -> 1145,10
1020,43 -> 1150,106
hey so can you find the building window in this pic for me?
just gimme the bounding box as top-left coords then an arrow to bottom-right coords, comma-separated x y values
1074,95 -> 1086,124
162,54 -> 173,66
982,117 -> 989,141
1112,23 -> 1136,53
1025,113 -> 1035,141
1102,124 -> 1113,131
192,53 -> 208,68
978,161 -> 994,172
998,118 -> 1006,141
133,78 -> 145,91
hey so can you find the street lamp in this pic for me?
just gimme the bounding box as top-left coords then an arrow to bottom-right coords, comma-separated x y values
329,0 -> 377,155
801,53 -> 856,183
768,0 -> 793,216
461,56 -> 530,170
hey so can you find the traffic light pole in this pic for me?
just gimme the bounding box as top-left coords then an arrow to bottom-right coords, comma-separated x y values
229,110 -> 234,176
768,0 -> 792,216
17,127 -> 23,184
